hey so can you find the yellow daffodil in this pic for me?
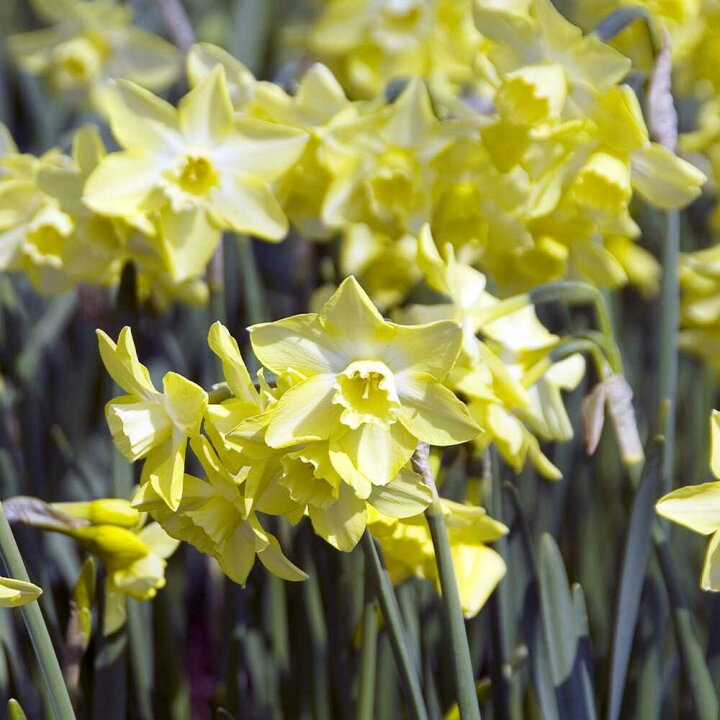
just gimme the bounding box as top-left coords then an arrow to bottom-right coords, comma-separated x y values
656,410 -> 720,590
0,133 -> 73,294
98,327 -> 208,510
134,435 -> 307,586
369,497 -> 507,617
84,66 -> 308,242
249,276 -> 479,492
8,0 -> 180,107
0,578 -> 43,608
320,78 -> 452,238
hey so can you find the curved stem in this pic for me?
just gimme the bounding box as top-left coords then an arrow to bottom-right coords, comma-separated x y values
0,503 -> 76,720
360,531 -> 429,720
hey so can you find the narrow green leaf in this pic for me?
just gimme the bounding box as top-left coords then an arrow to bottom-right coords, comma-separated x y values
504,483 -> 560,720
538,534 -> 595,720
654,528 -> 719,720
606,436 -> 664,720
572,585 -> 597,720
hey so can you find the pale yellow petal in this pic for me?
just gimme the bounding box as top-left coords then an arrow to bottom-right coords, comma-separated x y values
250,313 -> 346,376
265,374 -> 340,446
396,375 -> 480,446
631,144 -> 705,210
656,481 -> 720,535
308,484 -> 367,552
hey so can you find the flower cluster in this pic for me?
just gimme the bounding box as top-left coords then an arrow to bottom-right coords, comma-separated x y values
3,0 -> 706,310
97,274 -> 587,613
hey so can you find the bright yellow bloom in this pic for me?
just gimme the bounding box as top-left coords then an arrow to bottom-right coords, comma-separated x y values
249,276 -> 479,493
84,66 -> 308,241
320,78 -> 452,238
0,577 -> 43,608
8,0 -> 180,107
404,226 -> 583,477
656,410 -> 720,590
134,435 -> 307,586
98,327 -> 208,510
0,133 -> 73,294
369,497 -> 507,617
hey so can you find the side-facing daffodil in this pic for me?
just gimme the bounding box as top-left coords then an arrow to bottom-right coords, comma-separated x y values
369,497 -> 508,617
98,327 -> 208,510
134,435 -> 307,586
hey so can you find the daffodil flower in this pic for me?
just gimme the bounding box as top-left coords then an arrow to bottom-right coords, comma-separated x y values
135,435 -> 307,586
369,497 -> 508,617
320,79 -> 452,237
98,327 -> 208,510
8,0 -> 181,107
84,66 -> 309,241
249,276 -> 479,492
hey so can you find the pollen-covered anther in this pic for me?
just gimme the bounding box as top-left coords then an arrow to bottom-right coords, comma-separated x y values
333,360 -> 400,429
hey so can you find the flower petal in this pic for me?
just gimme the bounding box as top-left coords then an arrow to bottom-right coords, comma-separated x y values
308,484 -> 367,552
320,276 -> 393,353
162,372 -> 208,436
330,422 -> 417,488
383,320 -> 462,379
656,481 -> 720,535
210,175 -> 289,240
178,65 -> 234,145
631,143 -> 705,210
250,313 -> 346,376
101,80 -> 180,152
396,375 -> 480,445
97,327 -> 156,398
265,374 -> 340,447
208,321 -> 260,403
450,543 -> 506,618
257,534 -> 308,581
84,150 -> 163,217
368,466 -> 433,518
214,119 -> 308,182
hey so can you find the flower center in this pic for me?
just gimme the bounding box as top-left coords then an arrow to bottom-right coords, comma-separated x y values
280,455 -> 338,509
52,36 -> 105,88
372,0 -> 432,51
176,156 -> 219,196
333,360 -> 400,429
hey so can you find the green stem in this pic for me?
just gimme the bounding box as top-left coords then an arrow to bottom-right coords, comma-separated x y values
658,210 -> 680,494
529,282 -> 623,373
0,503 -> 76,720
237,236 -> 269,326
412,444 -> 480,720
426,511 -> 482,720
208,236 -> 227,326
357,554 -> 378,720
360,531 -> 429,720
